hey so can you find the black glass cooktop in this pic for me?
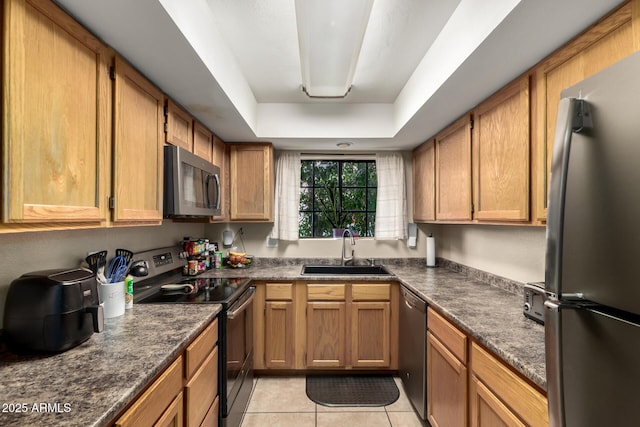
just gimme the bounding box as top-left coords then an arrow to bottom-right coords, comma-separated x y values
136,276 -> 251,306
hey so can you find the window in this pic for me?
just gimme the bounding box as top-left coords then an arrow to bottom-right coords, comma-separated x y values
299,159 -> 377,238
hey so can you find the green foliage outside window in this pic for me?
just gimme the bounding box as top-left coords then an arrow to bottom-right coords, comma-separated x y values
299,160 -> 376,238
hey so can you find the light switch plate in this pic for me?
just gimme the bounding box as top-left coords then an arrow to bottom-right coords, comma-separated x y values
266,236 -> 278,248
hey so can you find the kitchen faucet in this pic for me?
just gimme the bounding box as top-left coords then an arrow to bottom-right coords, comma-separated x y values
341,228 -> 355,266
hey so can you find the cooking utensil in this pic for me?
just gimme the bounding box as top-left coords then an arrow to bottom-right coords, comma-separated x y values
161,284 -> 194,293
85,251 -> 107,275
106,256 -> 127,283
115,248 -> 133,264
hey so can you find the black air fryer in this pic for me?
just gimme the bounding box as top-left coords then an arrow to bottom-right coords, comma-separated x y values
3,268 -> 104,352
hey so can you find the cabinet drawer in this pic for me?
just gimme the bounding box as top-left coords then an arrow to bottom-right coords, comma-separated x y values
470,342 -> 548,426
115,355 -> 183,427
266,283 -> 293,300
307,284 -> 345,300
186,346 -> 219,427
352,284 -> 391,301
185,319 -> 219,380
428,308 -> 467,363
201,396 -> 219,427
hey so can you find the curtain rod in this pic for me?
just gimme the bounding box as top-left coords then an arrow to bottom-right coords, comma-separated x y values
300,153 -> 376,161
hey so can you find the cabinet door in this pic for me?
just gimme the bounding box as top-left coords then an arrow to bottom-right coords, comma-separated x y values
165,99 -> 193,152
112,56 -> 164,224
185,346 -> 218,427
427,332 -> 467,427
435,115 -> 472,221
473,78 -> 530,222
351,301 -> 390,367
115,356 -> 183,427
265,301 -> 295,368
229,143 -> 274,221
534,3 -> 634,221
2,0 -> 110,223
211,136 -> 229,222
413,140 -> 436,222
306,301 -> 346,368
469,376 -> 525,427
193,122 -> 213,163
470,343 -> 548,426
155,392 -> 184,427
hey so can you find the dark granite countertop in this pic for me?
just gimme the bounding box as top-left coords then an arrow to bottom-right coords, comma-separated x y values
0,258 -> 545,426
0,304 -> 220,427
200,259 -> 546,390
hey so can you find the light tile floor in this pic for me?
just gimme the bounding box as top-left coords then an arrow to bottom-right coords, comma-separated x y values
240,376 -> 427,427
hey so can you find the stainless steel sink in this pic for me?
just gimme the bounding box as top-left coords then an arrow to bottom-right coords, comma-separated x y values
301,265 -> 392,275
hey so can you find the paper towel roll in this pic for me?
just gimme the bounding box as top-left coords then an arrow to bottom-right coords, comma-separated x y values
426,234 -> 436,267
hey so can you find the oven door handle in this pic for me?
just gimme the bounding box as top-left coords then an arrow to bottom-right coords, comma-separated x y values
227,287 -> 255,320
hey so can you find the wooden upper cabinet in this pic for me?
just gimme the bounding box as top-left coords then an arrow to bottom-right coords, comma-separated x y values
472,77 -> 530,222
2,0 -> 111,224
211,135 -> 229,222
413,140 -> 436,222
535,2 -> 636,221
435,115 -> 473,221
165,99 -> 193,152
112,55 -> 164,224
229,143 -> 274,221
193,122 -> 213,163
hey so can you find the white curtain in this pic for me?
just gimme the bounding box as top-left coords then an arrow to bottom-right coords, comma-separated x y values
375,152 -> 407,240
270,151 -> 301,241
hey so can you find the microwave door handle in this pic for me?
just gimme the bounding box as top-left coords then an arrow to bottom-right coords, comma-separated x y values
545,98 -> 592,296
213,173 -> 220,209
205,173 -> 219,209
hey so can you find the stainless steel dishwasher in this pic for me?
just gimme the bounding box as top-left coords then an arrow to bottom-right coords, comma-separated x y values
398,285 -> 428,420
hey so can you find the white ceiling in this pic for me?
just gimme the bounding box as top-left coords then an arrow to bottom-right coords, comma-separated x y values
54,0 -> 625,151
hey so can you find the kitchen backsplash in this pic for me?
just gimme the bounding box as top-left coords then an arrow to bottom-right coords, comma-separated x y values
0,221 -> 205,329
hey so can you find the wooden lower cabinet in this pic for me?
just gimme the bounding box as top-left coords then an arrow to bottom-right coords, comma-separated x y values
351,301 -> 390,367
427,308 -> 468,427
253,281 -> 398,371
253,282 -> 297,369
184,319 -> 219,427
427,309 -> 547,427
115,356 -> 184,427
470,377 -> 525,427
469,342 -> 548,427
112,318 -> 220,427
306,282 -> 396,369
306,301 -> 347,368
155,393 -> 184,427
265,301 -> 295,368
185,347 -> 218,427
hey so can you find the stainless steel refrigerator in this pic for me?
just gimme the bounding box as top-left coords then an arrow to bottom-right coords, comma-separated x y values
545,51 -> 640,427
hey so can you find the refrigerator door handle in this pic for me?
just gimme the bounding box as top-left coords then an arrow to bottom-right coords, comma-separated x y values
545,98 -> 592,296
545,298 -> 598,427
545,298 -> 567,427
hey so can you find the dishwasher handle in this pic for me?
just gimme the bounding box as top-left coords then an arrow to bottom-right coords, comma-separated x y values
401,286 -> 427,313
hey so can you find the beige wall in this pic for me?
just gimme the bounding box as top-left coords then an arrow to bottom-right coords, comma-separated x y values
205,221 -> 429,260
0,221 -> 205,328
420,223 -> 546,283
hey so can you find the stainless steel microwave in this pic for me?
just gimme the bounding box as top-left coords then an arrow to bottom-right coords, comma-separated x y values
163,145 -> 221,217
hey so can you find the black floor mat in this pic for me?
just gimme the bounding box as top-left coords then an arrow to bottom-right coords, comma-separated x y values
306,375 -> 399,407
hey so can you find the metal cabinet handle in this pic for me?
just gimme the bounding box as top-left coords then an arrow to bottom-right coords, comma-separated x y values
227,288 -> 255,320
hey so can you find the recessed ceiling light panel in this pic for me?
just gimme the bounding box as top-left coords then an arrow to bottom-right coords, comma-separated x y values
295,0 -> 374,98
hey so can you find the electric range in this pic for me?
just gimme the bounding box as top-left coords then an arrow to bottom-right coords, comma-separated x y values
132,246 -> 254,427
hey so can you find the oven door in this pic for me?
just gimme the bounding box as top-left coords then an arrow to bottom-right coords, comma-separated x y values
225,286 -> 254,425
